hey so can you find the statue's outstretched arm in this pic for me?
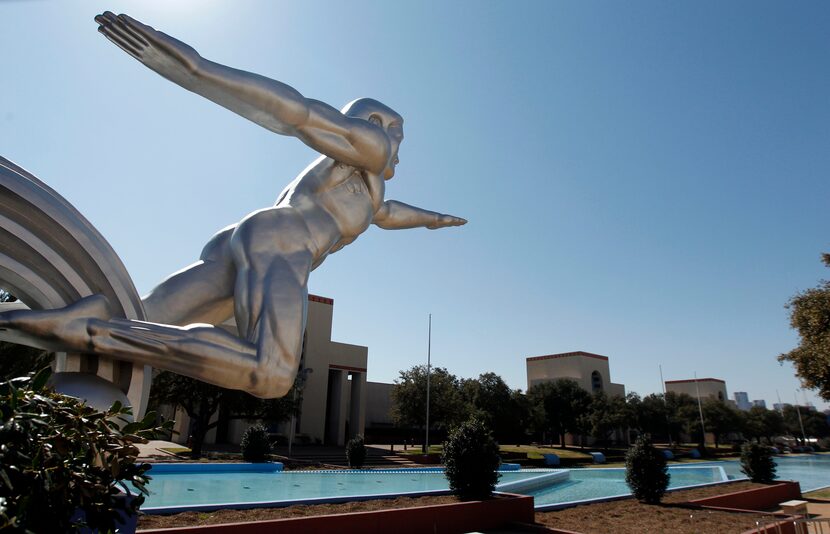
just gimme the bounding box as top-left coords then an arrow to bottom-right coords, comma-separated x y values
373,200 -> 467,230
95,12 -> 390,174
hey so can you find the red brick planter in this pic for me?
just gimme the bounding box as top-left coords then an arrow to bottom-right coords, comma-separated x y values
687,481 -> 803,534
138,492 -> 534,534
688,481 -> 801,511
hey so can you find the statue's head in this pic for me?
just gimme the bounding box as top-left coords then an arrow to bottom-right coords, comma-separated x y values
342,98 -> 403,179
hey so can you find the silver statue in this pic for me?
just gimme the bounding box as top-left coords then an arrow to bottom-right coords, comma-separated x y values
0,13 -> 465,400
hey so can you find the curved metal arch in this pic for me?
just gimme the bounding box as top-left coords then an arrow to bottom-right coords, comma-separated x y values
0,156 -> 150,417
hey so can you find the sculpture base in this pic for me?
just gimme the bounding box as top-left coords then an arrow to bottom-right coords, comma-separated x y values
50,372 -> 133,422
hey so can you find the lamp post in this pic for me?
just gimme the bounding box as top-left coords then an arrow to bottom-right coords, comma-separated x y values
288,367 -> 313,459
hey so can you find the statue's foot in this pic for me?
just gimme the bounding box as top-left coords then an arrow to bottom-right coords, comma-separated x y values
0,294 -> 112,327
0,294 -> 113,351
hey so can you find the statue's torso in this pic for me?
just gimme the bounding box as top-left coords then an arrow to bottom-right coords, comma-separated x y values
270,158 -> 379,263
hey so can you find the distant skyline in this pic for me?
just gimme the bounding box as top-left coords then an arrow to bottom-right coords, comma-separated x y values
2,1 -> 829,409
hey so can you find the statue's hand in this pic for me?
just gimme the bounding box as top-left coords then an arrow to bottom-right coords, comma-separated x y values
427,214 -> 467,230
95,12 -> 201,84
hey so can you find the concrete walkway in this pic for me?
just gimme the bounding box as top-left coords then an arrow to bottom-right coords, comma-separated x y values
136,439 -> 188,461
807,500 -> 830,519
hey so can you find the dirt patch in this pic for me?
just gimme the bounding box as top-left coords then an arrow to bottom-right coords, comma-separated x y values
138,495 -> 461,529
536,481 -> 784,534
137,481 -> 785,532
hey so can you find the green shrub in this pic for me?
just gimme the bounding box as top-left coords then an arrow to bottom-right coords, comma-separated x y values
625,435 -> 670,504
346,435 -> 367,468
740,442 -> 777,483
0,368 -> 166,532
442,417 -> 501,500
241,424 -> 272,462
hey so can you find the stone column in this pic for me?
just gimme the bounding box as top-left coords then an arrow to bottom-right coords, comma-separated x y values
349,372 -> 366,440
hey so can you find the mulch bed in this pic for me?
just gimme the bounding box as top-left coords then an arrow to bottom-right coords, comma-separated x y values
137,495 -> 460,529
536,481 -> 783,534
137,480 -> 782,533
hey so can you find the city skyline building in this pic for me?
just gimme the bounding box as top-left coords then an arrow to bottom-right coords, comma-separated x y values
734,391 -> 751,411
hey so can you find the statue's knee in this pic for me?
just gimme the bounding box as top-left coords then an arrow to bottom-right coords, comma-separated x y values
248,368 -> 292,399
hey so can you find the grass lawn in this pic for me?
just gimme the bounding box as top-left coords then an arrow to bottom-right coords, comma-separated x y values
499,444 -> 594,460
398,444 -> 597,460
398,445 -> 444,455
805,487 -> 830,500
159,447 -> 192,455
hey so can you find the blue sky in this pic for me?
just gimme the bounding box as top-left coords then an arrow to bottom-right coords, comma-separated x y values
2,1 -> 829,409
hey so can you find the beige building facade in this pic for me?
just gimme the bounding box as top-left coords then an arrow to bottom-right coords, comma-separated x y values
171,294 -> 368,447
526,351 -> 625,397
665,378 -> 728,402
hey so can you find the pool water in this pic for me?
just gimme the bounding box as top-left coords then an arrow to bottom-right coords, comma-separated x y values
140,468 -> 552,511
139,454 -> 830,512
531,454 -> 830,509
531,465 -> 726,507
702,454 -> 830,492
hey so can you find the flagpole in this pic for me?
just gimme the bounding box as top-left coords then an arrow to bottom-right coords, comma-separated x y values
659,364 -> 671,446
694,372 -> 706,449
424,313 -> 432,454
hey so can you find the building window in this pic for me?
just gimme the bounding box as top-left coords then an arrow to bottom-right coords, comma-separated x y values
591,371 -> 603,393
718,391 -> 724,401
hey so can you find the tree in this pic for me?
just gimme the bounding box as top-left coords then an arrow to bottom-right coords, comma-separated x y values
391,365 -> 467,433
346,434 -> 367,468
744,406 -> 785,444
678,403 -> 706,449
508,388 -> 534,443
0,368 -> 168,532
634,393 -> 682,441
802,409 -> 830,440
702,398 -> 743,448
779,254 -> 830,400
782,405 -> 830,444
240,424 -> 272,462
740,442 -> 777,483
625,435 -> 669,504
442,417 -> 501,500
527,379 -> 591,447
588,391 -> 630,445
149,371 -> 299,458
760,408 -> 786,443
460,372 -> 530,442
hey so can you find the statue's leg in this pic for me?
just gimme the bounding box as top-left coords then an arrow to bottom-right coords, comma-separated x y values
142,226 -> 237,325
142,258 -> 236,325
230,244 -> 312,398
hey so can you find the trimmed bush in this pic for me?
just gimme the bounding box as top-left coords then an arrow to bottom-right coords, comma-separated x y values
625,435 -> 670,504
740,442 -> 777,483
0,368 -> 165,532
241,424 -> 272,462
442,417 -> 501,500
346,434 -> 367,468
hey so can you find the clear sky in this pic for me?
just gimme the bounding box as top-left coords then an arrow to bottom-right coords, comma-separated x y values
2,1 -> 829,409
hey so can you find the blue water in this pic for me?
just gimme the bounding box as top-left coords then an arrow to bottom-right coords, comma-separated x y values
139,454 -> 830,511
704,455 -> 830,492
531,454 -> 830,508
140,468 -> 547,510
531,465 -> 726,507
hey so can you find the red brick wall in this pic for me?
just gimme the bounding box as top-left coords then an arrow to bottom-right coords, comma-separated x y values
139,493 -> 535,534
